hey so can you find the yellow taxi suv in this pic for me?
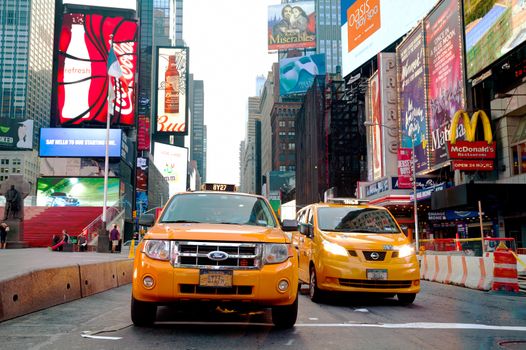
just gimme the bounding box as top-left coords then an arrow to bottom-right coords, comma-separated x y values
295,198 -> 420,305
132,189 -> 299,328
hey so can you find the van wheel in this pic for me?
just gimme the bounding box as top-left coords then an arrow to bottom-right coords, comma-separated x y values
309,267 -> 324,303
131,296 -> 157,326
271,295 -> 298,329
397,293 -> 416,305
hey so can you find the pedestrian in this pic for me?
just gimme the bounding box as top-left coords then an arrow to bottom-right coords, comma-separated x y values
0,222 -> 9,249
110,225 -> 120,253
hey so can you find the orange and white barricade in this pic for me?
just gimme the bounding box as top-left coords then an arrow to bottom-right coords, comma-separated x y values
492,243 -> 520,293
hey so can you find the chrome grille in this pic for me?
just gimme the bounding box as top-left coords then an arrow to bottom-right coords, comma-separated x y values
172,241 -> 261,269
363,251 -> 387,261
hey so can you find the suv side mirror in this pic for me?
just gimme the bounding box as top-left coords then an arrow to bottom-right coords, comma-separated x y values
138,213 -> 155,227
281,219 -> 298,232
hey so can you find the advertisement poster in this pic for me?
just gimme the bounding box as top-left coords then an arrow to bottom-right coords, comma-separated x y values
56,12 -> 138,126
279,54 -> 326,95
464,0 -> 526,78
37,177 -> 120,207
39,128 -> 122,158
136,157 -> 148,191
425,0 -> 466,168
153,142 -> 188,197
268,1 -> 316,50
368,71 -> 383,180
397,24 -> 429,173
156,47 -> 188,134
0,119 -> 33,150
397,148 -> 413,189
137,115 -> 150,151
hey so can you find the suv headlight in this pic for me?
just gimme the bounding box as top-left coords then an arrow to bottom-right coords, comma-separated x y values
322,240 -> 348,256
142,240 -> 171,261
263,244 -> 292,264
396,244 -> 415,258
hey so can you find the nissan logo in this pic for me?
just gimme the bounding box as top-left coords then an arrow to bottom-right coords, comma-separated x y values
370,252 -> 380,260
208,251 -> 229,261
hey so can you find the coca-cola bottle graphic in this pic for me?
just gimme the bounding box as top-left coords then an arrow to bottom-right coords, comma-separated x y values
62,14 -> 91,119
164,55 -> 179,114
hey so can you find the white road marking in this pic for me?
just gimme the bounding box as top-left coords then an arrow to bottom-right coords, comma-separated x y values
285,339 -> 295,346
308,317 -> 319,320
296,322 -> 526,332
354,308 -> 369,313
81,334 -> 122,340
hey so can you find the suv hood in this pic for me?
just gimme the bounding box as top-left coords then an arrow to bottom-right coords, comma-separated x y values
322,231 -> 409,249
145,223 -> 289,243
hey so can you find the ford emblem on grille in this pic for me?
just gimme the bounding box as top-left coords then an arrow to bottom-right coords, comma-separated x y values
208,251 -> 229,261
370,252 -> 380,260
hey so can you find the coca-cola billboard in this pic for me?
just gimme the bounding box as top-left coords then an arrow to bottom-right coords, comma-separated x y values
55,12 -> 138,126
156,47 -> 189,134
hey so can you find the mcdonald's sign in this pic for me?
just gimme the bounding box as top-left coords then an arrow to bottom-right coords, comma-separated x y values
447,110 -> 495,171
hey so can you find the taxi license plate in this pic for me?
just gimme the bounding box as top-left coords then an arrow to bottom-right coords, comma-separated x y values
367,269 -> 387,280
199,270 -> 233,287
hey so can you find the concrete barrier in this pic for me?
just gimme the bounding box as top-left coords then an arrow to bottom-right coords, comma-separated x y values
79,262 -> 119,298
115,260 -> 134,286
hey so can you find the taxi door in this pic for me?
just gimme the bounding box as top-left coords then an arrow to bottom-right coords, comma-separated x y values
297,207 -> 314,283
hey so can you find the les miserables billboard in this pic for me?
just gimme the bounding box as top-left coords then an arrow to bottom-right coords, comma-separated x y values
54,11 -> 138,126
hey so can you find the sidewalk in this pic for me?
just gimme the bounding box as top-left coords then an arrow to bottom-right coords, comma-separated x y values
0,247 -> 134,322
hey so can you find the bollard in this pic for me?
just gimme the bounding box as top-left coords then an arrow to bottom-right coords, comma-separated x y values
128,239 -> 135,259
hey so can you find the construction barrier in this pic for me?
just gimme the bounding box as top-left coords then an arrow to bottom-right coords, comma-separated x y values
492,244 -> 519,292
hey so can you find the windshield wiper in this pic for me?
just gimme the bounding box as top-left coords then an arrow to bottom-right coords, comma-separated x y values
329,228 -> 382,233
162,220 -> 202,223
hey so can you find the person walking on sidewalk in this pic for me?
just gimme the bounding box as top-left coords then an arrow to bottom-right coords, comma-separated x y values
0,222 -> 9,249
110,225 -> 120,253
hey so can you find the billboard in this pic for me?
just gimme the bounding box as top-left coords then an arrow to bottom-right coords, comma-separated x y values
153,142 -> 188,197
136,157 -> 148,191
368,71 -> 383,180
0,119 -> 33,150
55,12 -> 138,126
39,158 -> 120,177
340,0 -> 436,77
63,1 -> 137,11
37,177 -> 120,207
425,0 -> 466,169
397,23 -> 429,173
156,47 -> 189,134
279,54 -> 326,95
464,0 -> 526,78
137,115 -> 150,151
39,128 -> 122,158
268,1 -> 316,50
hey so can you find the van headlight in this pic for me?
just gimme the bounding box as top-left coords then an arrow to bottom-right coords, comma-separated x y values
263,244 -> 292,264
142,240 -> 171,261
396,244 -> 415,258
322,241 -> 348,256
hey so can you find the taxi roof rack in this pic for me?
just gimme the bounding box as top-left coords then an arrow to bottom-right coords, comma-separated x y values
325,198 -> 370,205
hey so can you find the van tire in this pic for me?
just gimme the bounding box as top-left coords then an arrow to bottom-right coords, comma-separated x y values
131,296 -> 157,326
272,295 -> 298,329
397,293 -> 416,305
309,267 -> 324,303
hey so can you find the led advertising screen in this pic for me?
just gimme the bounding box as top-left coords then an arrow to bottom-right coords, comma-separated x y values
465,0 -> 526,78
340,0 -> 436,77
268,1 -> 316,50
55,12 -> 138,126
153,142 -> 188,197
137,115 -> 150,151
156,47 -> 189,134
37,177 -> 120,207
39,128 -> 122,157
368,71 -> 383,180
425,0 -> 466,169
0,119 -> 33,150
39,158 -> 120,177
279,54 -> 326,95
397,23 -> 429,173
63,1 -> 137,11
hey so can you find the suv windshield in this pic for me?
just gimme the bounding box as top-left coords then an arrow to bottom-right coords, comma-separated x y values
159,193 -> 277,227
317,207 -> 401,233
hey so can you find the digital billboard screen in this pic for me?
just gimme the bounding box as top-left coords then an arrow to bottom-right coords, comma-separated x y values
425,0 -> 466,169
55,12 -> 137,126
156,47 -> 189,134
0,119 -> 33,150
268,1 -> 316,51
368,71 -> 383,180
62,0 -> 137,11
37,177 -> 120,207
39,128 -> 122,158
153,142 -> 188,197
279,54 -> 326,95
340,0 -> 435,77
39,158 -> 120,177
464,0 -> 526,78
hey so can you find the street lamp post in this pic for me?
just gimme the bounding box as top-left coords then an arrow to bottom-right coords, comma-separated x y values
363,121 -> 419,250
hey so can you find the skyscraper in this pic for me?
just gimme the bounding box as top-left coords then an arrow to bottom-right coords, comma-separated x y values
190,77 -> 206,182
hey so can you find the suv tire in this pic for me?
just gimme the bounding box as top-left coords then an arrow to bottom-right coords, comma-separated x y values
131,296 -> 157,326
271,295 -> 298,329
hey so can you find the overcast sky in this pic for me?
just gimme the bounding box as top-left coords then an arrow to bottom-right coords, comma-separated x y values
184,0 -> 279,185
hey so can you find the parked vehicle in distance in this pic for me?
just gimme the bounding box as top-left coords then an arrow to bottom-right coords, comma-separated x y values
131,186 -> 299,328
294,198 -> 420,305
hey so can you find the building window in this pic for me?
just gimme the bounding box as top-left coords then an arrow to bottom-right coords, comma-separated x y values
511,118 -> 526,175
279,121 -> 286,127
279,165 -> 286,171
289,120 -> 295,127
288,143 -> 295,150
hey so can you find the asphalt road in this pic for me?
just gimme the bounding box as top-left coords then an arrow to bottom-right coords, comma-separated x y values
0,281 -> 524,350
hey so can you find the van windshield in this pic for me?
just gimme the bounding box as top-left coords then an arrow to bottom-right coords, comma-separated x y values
317,207 -> 401,234
159,193 -> 277,228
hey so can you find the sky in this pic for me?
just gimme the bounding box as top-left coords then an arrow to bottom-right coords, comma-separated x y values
184,0 -> 279,185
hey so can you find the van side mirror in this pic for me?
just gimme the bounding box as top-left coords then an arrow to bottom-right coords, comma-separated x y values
138,214 -> 155,227
281,219 -> 298,232
299,223 -> 314,238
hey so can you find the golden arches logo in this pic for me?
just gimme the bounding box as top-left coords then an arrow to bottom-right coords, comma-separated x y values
450,110 -> 493,145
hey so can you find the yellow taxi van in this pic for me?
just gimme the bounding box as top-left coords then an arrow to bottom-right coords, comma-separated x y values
132,186 -> 299,328
294,198 -> 420,304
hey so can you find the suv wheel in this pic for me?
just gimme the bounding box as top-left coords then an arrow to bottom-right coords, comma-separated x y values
271,295 -> 298,329
309,267 -> 324,303
397,293 -> 416,305
131,296 -> 157,326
